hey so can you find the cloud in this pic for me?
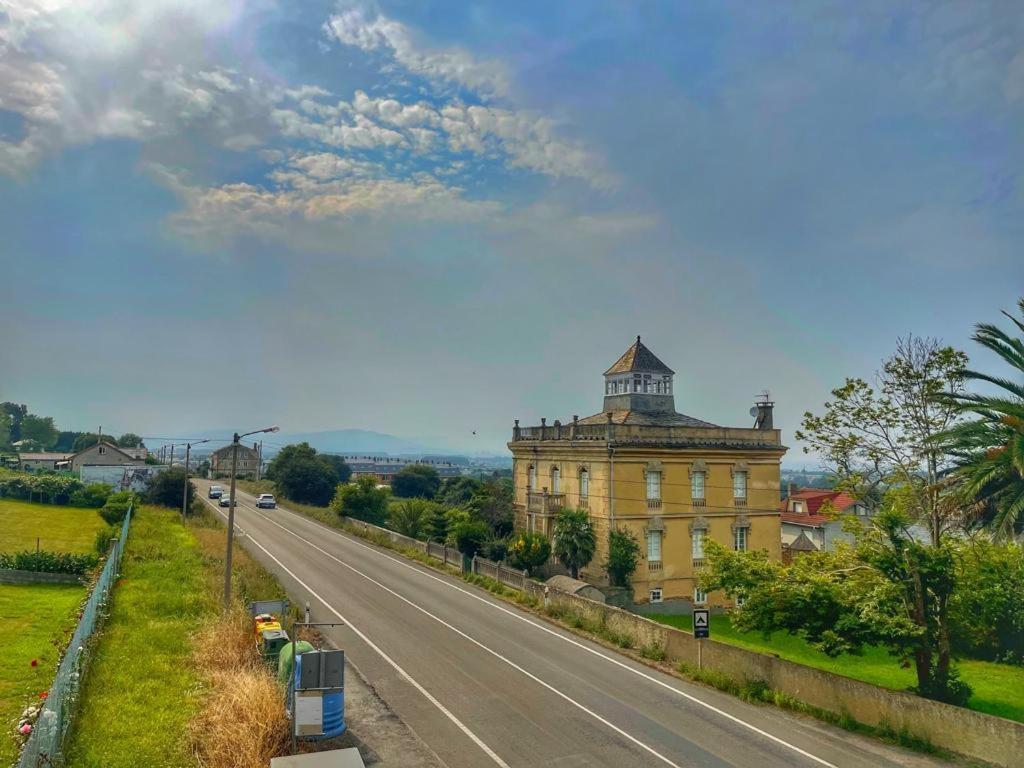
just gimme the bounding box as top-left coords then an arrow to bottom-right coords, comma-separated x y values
324,6 -> 509,98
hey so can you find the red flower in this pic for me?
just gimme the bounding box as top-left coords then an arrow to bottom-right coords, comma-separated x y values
30,660 -> 38,668
39,692 -> 48,700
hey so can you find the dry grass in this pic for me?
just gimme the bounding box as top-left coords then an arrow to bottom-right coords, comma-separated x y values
189,608 -> 289,768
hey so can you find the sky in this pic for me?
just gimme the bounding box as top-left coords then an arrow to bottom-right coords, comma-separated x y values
1,0 -> 1022,458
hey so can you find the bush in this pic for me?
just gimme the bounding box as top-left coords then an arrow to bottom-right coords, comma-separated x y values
0,550 -> 98,574
71,482 -> 113,508
145,467 -> 194,509
481,538 -> 509,562
452,520 -> 491,558
950,540 -> 1024,664
606,528 -> 641,587
507,531 -> 551,575
94,524 -> 120,554
391,464 -> 441,499
389,499 -> 433,539
100,490 -> 134,524
331,476 -> 389,525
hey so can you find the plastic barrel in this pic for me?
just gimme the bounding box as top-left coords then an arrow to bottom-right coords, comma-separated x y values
294,653 -> 346,740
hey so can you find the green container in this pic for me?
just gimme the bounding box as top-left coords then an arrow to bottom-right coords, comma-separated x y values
277,639 -> 316,682
261,629 -> 290,663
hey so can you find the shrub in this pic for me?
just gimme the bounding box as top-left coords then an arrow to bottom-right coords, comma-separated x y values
452,520 -> 491,558
481,538 -> 509,562
391,464 -> 441,499
507,531 -> 551,575
389,499 -> 433,539
331,476 -> 389,525
0,550 -> 98,574
606,528 -> 641,587
145,467 -> 194,509
94,524 -> 120,554
552,508 -> 597,578
100,490 -> 134,525
70,482 -> 112,508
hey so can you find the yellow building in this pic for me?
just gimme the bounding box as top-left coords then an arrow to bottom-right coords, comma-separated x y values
508,336 -> 786,607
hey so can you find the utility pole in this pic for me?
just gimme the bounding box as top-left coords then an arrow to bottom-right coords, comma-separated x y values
224,425 -> 279,608
169,444 -> 175,467
182,439 -> 210,520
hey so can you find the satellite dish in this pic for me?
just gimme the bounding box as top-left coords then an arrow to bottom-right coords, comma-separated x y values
749,406 -> 759,418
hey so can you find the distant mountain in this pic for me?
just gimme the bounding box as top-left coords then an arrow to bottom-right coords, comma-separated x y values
272,429 -> 430,456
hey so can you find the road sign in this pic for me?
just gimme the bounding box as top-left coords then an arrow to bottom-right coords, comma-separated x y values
693,608 -> 710,639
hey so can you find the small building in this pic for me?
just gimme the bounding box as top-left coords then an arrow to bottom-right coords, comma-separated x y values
780,488 -> 871,551
18,452 -> 73,472
209,443 -> 261,479
70,442 -> 143,473
509,336 -> 787,608
344,457 -> 462,484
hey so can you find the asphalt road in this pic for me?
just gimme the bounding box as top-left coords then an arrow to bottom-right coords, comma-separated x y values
197,481 -> 950,768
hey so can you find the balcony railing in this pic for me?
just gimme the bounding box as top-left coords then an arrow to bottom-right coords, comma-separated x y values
691,557 -> 706,570
647,560 -> 662,572
646,498 -> 662,509
527,491 -> 566,514
733,497 -> 747,508
691,498 -> 706,507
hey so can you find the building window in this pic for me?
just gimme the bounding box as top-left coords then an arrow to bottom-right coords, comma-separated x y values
647,530 -> 662,562
579,469 -> 589,501
694,587 -> 707,605
528,465 -> 536,491
98,446 -> 105,454
649,588 -> 663,604
646,471 -> 661,501
734,527 -> 748,552
792,500 -> 803,514
691,471 -> 705,500
692,529 -> 705,559
551,466 -> 560,493
733,471 -> 747,500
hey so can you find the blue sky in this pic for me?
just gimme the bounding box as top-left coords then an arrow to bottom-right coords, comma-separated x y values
1,0 -> 1022,456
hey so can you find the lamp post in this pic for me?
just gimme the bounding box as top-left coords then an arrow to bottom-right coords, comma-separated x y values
224,425 -> 279,608
181,439 -> 211,520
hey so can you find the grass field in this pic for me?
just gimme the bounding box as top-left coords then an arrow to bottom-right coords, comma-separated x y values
0,582 -> 86,767
63,506 -> 218,768
0,499 -> 106,554
649,613 -> 1024,723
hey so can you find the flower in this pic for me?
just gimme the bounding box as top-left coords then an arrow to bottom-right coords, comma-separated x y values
30,659 -> 38,668
19,723 -> 32,735
38,692 -> 48,700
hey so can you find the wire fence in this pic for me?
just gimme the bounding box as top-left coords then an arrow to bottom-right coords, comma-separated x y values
17,502 -> 133,768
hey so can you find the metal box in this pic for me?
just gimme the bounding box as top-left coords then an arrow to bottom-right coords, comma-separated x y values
298,650 -> 344,690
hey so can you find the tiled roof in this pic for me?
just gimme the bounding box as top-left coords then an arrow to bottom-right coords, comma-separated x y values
787,531 -> 819,551
576,410 -> 718,427
18,452 -> 72,461
604,336 -> 674,375
780,488 -> 859,526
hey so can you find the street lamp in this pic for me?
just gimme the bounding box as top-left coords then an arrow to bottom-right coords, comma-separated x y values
224,425 -> 279,608
181,439 -> 211,520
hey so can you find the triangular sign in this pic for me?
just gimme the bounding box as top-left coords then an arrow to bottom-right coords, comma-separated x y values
694,614 -> 708,627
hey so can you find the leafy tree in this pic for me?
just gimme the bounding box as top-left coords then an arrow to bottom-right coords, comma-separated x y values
934,298 -> 1024,539
73,433 -> 108,452
454,520 -> 493,559
390,499 -> 433,539
144,467 -> 194,509
439,476 -> 482,506
117,433 -> 145,448
332,476 -> 388,525
466,478 -> 514,536
702,488 -> 971,705
427,503 -> 450,542
949,540 -> 1024,664
796,336 -> 967,544
605,528 -> 641,588
20,415 -> 58,450
391,464 -> 441,499
320,454 -> 352,483
552,508 -> 597,578
507,531 -> 551,574
1,403 -> 27,442
266,442 -> 340,505
53,431 -> 82,451
481,538 -> 509,562
0,410 -> 11,448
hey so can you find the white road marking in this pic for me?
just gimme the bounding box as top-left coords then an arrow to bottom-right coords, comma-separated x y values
202,497 -> 510,768
220,487 -> 839,768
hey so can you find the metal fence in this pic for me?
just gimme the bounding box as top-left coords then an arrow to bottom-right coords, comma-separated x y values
17,503 -> 133,768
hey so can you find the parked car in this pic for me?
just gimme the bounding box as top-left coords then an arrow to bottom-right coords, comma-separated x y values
219,495 -> 232,507
208,485 -> 224,499
256,493 -> 276,509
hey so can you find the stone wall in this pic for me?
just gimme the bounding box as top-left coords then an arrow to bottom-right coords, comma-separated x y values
0,569 -> 84,585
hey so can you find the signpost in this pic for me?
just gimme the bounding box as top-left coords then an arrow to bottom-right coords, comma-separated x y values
693,608 -> 710,669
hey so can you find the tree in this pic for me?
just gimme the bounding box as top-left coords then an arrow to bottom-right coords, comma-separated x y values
145,467 -> 194,509
73,433 -> 107,452
391,464 -> 441,499
552,508 -> 596,579
439,476 -> 482,506
117,433 -> 145,448
452,519 -> 491,559
320,454 -> 352,483
0,410 -> 11,448
605,528 -> 641,588
390,499 -> 433,539
466,478 -> 514,536
20,415 -> 58,450
427,503 -> 450,542
331,476 -> 388,525
507,531 -> 551,575
949,540 -> 1024,663
796,336 -> 967,544
702,488 -> 971,705
1,403 -> 27,443
935,298 -> 1024,539
53,431 -> 82,451
266,442 -> 340,505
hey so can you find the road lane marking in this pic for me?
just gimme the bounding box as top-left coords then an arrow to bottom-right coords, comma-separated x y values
220,487 -> 837,768
201,497 -> 510,768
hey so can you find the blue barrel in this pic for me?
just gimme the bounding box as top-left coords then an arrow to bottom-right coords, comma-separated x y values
294,654 -> 346,739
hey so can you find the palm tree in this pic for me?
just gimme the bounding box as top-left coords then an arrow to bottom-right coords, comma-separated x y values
552,508 -> 597,579
937,298 -> 1024,540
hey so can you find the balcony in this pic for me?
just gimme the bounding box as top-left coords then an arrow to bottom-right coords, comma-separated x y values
733,497 -> 747,508
646,498 -> 662,510
691,498 -> 706,508
527,491 -> 566,514
691,557 -> 706,570
647,560 -> 662,572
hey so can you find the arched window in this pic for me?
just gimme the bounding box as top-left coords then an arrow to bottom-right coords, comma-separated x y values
579,468 -> 589,501
551,466 -> 560,493
528,465 -> 537,491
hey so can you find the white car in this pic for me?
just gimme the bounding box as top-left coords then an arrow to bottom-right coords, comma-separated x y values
256,493 -> 276,509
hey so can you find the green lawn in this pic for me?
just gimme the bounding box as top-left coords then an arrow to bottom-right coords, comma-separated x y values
0,583 -> 86,767
0,499 -> 106,554
63,506 -> 218,768
649,613 -> 1024,722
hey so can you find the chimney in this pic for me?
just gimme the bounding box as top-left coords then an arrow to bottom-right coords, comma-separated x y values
753,397 -> 774,430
